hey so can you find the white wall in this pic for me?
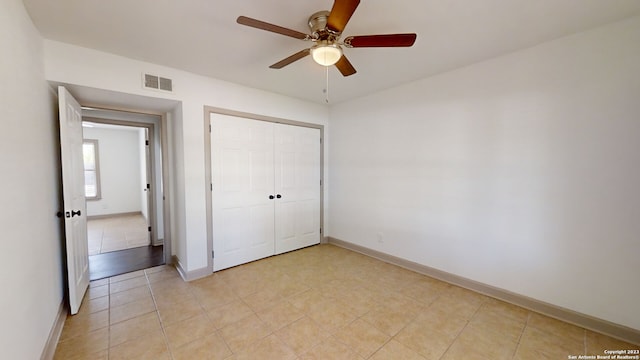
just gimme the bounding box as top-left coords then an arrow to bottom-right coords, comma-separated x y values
84,126 -> 143,217
0,0 -> 64,358
43,41 -> 330,272
329,16 -> 640,331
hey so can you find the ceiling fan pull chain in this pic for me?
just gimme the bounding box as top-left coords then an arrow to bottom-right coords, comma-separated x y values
325,66 -> 330,104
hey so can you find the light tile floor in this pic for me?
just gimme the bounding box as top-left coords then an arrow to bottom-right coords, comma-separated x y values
87,214 -> 150,255
55,244 -> 639,359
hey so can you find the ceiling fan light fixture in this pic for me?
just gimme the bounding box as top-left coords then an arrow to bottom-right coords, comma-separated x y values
311,43 -> 342,66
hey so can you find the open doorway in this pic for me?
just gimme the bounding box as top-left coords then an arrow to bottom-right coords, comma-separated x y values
81,109 -> 165,280
56,84 -> 178,313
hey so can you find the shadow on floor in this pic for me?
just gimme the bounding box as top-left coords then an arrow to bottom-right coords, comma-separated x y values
89,245 -> 164,280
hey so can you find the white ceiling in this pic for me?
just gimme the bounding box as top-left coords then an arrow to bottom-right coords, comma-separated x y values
23,0 -> 640,105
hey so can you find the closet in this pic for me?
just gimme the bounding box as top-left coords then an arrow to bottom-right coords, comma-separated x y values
210,113 -> 321,271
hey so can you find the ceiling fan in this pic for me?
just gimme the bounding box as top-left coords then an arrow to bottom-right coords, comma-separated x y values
237,0 -> 417,76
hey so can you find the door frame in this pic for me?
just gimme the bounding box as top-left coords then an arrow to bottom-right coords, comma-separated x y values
79,105 -> 173,266
82,117 -> 159,247
203,106 -> 325,274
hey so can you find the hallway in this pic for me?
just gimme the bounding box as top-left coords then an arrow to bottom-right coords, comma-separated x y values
87,214 -> 150,255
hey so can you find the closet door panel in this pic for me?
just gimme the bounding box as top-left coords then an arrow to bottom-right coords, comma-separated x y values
274,124 -> 321,254
297,199 -> 318,242
212,114 -> 275,271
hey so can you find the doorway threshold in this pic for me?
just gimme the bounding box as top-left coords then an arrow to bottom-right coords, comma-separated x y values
89,245 -> 164,280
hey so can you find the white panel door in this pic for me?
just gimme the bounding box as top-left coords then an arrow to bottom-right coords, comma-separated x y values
211,114 -> 275,271
58,86 -> 90,315
274,124 -> 321,254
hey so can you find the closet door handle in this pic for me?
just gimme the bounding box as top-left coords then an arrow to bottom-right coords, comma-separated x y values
276,194 -> 282,199
269,195 -> 275,200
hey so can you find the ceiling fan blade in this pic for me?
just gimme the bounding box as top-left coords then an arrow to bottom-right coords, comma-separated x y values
344,33 -> 417,48
237,16 -> 309,40
327,0 -> 360,34
269,49 -> 311,69
335,55 -> 357,76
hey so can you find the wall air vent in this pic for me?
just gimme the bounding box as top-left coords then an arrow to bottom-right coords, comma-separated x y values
143,73 -> 173,92
159,77 -> 173,91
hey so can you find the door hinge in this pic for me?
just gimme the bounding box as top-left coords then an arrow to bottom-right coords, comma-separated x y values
148,226 -> 151,232
209,124 -> 211,132
210,183 -> 213,191
320,179 -> 322,186
320,227 -> 322,234
212,251 -> 215,259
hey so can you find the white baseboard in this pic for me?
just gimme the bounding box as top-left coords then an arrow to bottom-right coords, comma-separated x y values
40,300 -> 67,360
86,211 -> 142,220
328,237 -> 640,346
173,255 -> 212,282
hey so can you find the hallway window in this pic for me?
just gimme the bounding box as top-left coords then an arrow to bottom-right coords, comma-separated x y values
83,139 -> 101,199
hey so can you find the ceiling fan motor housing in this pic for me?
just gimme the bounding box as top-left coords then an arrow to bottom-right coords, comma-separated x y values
308,11 -> 336,39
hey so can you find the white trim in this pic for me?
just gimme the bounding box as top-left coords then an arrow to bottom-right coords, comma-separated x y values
86,211 -> 141,220
152,237 -> 164,247
173,255 -> 211,282
40,300 -> 67,360
328,237 -> 640,346
203,106 -> 325,274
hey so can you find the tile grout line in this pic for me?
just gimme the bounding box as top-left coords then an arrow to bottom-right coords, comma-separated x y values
219,275 -> 276,357
361,287 -> 430,359
200,284 -> 236,358
356,305 -> 385,352
584,328 -> 587,355
371,292 -> 443,359
437,298 -> 487,360
144,270 -> 175,360
325,311 -> 362,355
511,311 -> 531,359
240,293 -> 294,356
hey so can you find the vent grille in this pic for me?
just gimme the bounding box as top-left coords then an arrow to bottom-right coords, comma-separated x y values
144,74 -> 159,89
143,73 -> 173,92
159,77 -> 173,91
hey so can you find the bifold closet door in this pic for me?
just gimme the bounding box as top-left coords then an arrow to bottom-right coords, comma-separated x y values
211,114 -> 321,271
211,114 -> 275,271
274,124 -> 321,254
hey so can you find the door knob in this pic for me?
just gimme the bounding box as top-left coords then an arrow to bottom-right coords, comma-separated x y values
269,195 -> 275,200
71,210 -> 82,217
276,194 -> 282,199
